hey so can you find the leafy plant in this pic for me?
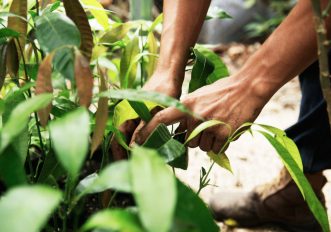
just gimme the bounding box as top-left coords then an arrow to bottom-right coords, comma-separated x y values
0,1 -> 328,232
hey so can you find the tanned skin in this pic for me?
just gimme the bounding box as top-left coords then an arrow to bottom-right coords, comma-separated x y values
113,0 -> 331,156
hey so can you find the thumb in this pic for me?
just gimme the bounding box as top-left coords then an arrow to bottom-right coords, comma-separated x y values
134,107 -> 187,144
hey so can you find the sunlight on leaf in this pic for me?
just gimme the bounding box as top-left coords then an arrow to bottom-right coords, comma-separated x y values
81,209 -> 144,232
1,94 -> 53,153
259,131 -> 329,232
35,12 -> 81,53
76,160 -> 131,196
49,107 -> 90,179
80,0 -> 110,30
185,120 -> 230,145
207,152 -> 233,173
0,186 -> 61,232
131,146 -> 176,232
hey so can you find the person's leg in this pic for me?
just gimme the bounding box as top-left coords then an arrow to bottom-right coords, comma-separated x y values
286,57 -> 331,173
210,58 -> 330,231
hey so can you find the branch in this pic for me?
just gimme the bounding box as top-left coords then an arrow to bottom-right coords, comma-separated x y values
311,0 -> 331,126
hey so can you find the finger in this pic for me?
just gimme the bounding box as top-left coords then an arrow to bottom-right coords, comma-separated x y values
175,120 -> 187,134
110,119 -> 139,160
199,132 -> 214,152
130,121 -> 146,146
135,107 -> 187,144
130,106 -> 165,145
186,119 -> 201,148
188,132 -> 201,148
211,139 -> 223,154
211,126 -> 231,154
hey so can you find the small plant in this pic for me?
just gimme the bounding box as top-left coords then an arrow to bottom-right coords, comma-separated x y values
0,1 -> 329,232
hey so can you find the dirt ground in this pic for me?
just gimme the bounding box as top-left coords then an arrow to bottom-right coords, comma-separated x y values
177,43 -> 331,232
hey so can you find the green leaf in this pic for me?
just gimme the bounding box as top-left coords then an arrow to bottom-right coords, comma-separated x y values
1,94 -> 53,153
157,139 -> 186,164
207,152 -> 233,173
143,123 -> 171,148
0,28 -> 20,39
129,101 -> 152,122
149,13 -> 163,32
195,45 -> 229,84
120,36 -> 140,88
189,48 -> 215,93
0,145 -> 27,187
81,209 -> 144,232
76,160 -> 132,196
171,132 -> 189,170
0,91 -> 28,187
53,47 -> 75,81
259,131 -> 329,232
102,89 -> 193,121
63,0 -> 93,60
174,180 -> 219,232
0,186 -> 62,232
113,99 -> 140,127
185,120 -> 228,145
143,124 -> 186,164
258,124 -> 303,171
146,32 -> 158,78
49,107 -> 90,179
35,12 -> 81,53
206,7 -> 232,20
80,0 -> 110,30
37,151 -> 64,184
100,23 -> 132,44
131,146 -> 177,232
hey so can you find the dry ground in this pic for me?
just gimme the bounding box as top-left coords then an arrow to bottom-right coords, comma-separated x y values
177,43 -> 331,232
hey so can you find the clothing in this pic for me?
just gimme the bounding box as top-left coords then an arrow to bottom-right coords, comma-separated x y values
286,59 -> 331,173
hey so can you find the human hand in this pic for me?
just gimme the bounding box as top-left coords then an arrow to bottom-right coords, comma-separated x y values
110,68 -> 184,160
133,74 -> 272,154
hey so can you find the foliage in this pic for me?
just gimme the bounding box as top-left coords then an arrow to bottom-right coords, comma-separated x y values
0,1 -> 328,232
245,0 -> 296,39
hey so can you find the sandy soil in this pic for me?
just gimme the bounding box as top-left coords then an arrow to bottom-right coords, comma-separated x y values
177,43 -> 331,232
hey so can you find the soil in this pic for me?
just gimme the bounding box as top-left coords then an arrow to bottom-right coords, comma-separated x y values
177,43 -> 331,232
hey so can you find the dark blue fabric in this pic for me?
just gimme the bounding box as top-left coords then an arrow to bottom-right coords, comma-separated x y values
285,59 -> 331,173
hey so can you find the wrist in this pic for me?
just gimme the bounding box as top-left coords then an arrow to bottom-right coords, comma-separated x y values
232,51 -> 284,103
154,61 -> 186,86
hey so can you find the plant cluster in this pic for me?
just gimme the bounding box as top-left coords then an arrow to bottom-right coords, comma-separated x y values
0,1 -> 329,232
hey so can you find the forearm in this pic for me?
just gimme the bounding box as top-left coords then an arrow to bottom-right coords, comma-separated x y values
156,0 -> 211,83
238,0 -> 331,100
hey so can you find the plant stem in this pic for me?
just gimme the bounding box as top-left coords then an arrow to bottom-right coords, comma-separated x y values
311,0 -> 331,126
35,0 -> 40,16
107,191 -> 118,208
197,162 -> 215,195
63,177 -> 74,232
140,25 -> 145,87
17,38 -> 47,156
